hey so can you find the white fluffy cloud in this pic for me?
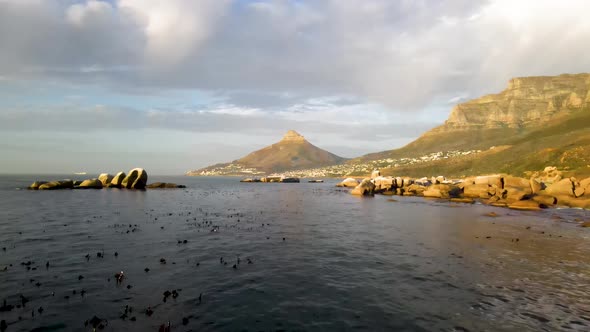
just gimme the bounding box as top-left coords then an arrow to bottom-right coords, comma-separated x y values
1,0 -> 589,109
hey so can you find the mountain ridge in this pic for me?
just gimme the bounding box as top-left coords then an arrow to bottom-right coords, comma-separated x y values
355,73 -> 590,178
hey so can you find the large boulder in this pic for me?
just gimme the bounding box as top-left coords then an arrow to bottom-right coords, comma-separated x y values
463,183 -> 492,198
371,169 -> 381,179
578,177 -> 590,197
110,172 -> 126,187
508,200 -> 545,211
474,175 -> 503,189
503,176 -> 532,194
423,186 -> 447,198
501,187 -> 529,202
351,179 -> 375,196
78,179 -> 103,189
28,181 -> 48,190
98,173 -> 114,186
405,184 -> 426,196
38,180 -> 74,190
531,166 -> 562,185
553,195 -> 590,209
337,178 -> 359,188
545,178 -> 575,197
121,168 -> 148,189
422,184 -> 461,199
373,176 -> 394,192
532,195 -> 557,206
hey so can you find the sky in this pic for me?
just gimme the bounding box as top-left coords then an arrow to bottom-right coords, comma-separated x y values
1,0 -> 590,175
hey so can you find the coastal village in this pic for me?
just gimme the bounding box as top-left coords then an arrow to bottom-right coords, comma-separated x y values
191,149 -> 483,178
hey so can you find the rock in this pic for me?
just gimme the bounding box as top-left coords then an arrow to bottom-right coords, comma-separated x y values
532,195 -> 557,206
463,183 -> 492,198
531,166 -> 563,185
351,179 -> 375,196
261,176 -> 281,183
501,187 -> 529,202
38,180 -> 74,190
550,194 -> 590,209
503,176 -> 532,194
574,186 -> 585,198
280,177 -> 300,183
545,178 -> 575,197
28,181 -> 48,190
423,184 -> 462,199
98,173 -> 114,186
373,176 -> 394,192
336,178 -> 359,188
530,178 -> 543,194
402,178 -> 414,187
405,184 -> 426,196
580,222 -> 590,228
508,200 -> 545,211
423,187 -> 446,198
450,198 -> 475,204
110,172 -> 126,187
414,177 -> 431,186
121,168 -> 148,189
240,178 -> 260,183
474,175 -> 503,189
371,169 -> 381,179
146,182 -> 186,189
78,179 -> 103,189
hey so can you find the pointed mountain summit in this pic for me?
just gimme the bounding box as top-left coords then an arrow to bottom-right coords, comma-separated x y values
188,130 -> 347,176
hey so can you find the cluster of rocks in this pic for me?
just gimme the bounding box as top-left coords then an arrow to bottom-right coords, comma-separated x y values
240,176 -> 300,183
338,167 -> 590,210
27,168 -> 185,190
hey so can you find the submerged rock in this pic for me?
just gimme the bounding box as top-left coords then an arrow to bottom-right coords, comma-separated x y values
28,181 -> 48,190
146,182 -> 186,189
39,180 -> 74,190
78,179 -> 103,189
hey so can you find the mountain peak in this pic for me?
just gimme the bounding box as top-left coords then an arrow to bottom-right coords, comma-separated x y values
281,130 -> 306,142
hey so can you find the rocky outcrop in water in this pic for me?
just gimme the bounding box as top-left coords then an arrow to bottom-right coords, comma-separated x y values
146,182 -> 186,189
38,180 -> 74,190
342,168 -> 590,210
110,172 -> 126,187
78,179 -> 103,189
28,168 -> 185,191
122,168 -> 148,189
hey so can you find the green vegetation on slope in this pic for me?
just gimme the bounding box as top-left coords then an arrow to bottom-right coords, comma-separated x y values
380,107 -> 590,178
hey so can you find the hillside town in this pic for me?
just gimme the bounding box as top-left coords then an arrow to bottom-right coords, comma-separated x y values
188,149 -> 483,178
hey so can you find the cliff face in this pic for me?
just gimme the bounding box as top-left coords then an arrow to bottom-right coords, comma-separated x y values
356,73 -> 590,165
439,73 -> 590,131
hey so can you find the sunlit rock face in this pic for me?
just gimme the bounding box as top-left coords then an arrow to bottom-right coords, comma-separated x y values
440,73 -> 590,131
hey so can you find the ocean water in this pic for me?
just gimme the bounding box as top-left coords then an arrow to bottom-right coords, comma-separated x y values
1,175 -> 590,332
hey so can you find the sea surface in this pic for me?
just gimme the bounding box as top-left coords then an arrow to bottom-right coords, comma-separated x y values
1,175 -> 590,332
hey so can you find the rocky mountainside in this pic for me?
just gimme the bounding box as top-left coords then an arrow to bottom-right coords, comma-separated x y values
187,130 -> 347,176
355,73 -> 590,178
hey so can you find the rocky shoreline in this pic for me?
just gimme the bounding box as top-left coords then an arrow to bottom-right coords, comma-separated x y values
338,167 -> 590,211
27,168 -> 185,190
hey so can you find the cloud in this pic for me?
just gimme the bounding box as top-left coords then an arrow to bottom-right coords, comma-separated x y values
1,0 -> 589,111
